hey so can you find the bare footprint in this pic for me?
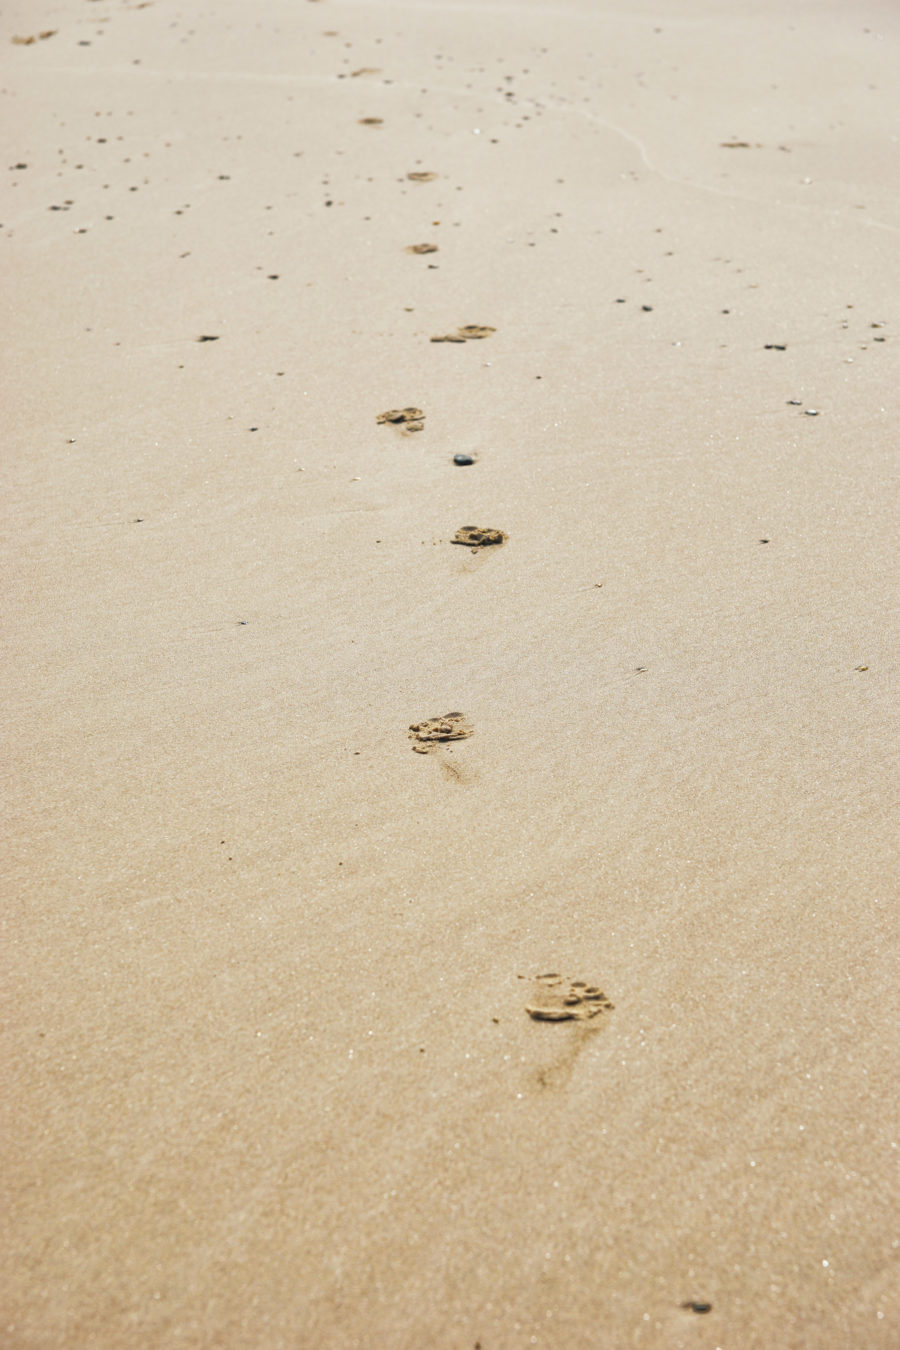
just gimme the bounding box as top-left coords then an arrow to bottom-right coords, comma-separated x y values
12,30 -> 57,43
377,406 -> 424,424
522,974 -> 614,1090
451,526 -> 506,551
431,325 -> 496,342
409,712 -> 473,754
525,973 -> 614,1023
377,406 -> 425,433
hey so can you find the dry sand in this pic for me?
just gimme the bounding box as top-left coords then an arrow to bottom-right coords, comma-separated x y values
3,0 -> 899,1346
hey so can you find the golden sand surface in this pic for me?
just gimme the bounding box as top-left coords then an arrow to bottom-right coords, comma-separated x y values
3,1 -> 898,1346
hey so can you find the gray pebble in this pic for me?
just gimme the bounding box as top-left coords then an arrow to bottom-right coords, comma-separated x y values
453,454 -> 476,466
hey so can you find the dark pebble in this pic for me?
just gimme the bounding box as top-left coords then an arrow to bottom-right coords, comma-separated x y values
641,304 -> 653,311
688,1302 -> 712,1314
197,334 -> 220,342
453,454 -> 475,466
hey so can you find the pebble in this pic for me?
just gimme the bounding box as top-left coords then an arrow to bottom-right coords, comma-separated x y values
453,454 -> 476,466
804,409 -> 819,416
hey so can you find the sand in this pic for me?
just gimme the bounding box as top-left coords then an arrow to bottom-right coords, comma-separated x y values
3,0 -> 898,1346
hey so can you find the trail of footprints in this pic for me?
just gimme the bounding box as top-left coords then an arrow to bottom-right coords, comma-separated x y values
380,190 -> 613,1056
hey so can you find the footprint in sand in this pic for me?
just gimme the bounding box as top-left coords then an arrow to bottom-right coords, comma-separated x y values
522,974 -> 614,1090
451,526 -> 506,552
408,712 -> 473,753
377,406 -> 425,433
525,973 -> 614,1022
11,30 -> 57,43
431,325 -> 496,343
409,713 -> 475,782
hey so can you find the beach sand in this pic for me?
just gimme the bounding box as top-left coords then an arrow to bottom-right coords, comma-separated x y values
3,0 -> 898,1346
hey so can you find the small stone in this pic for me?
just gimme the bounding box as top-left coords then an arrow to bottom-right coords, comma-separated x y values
804,408 -> 819,416
453,454 -> 475,466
